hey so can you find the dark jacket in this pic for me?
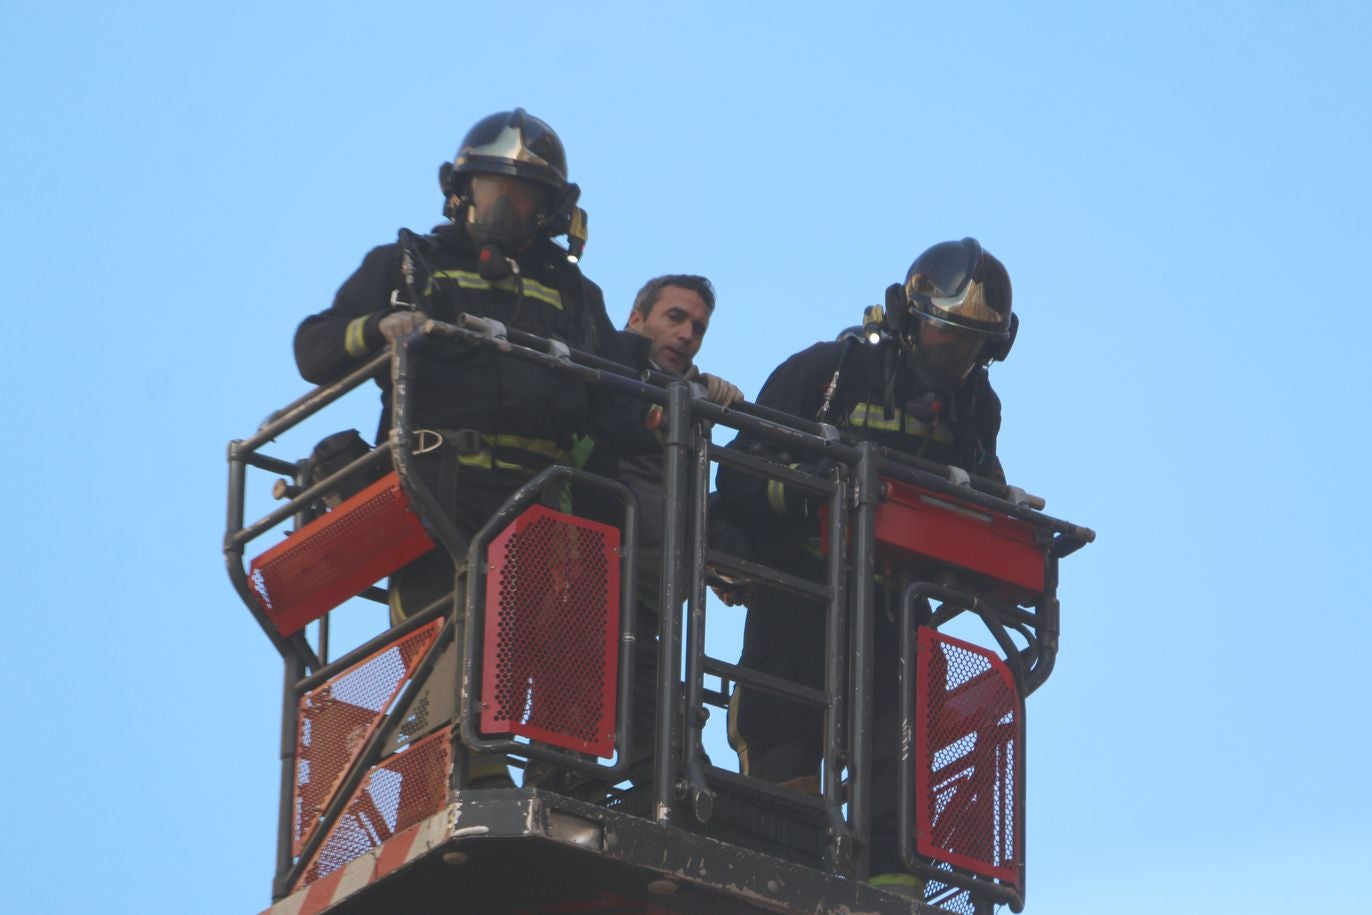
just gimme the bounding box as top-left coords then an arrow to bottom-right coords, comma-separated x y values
576,331 -> 676,605
715,338 -> 1003,565
295,225 -> 645,464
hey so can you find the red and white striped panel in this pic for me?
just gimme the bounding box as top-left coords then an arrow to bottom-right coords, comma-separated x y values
259,806 -> 453,915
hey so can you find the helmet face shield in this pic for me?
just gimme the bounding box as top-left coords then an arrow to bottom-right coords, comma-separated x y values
924,278 -> 1007,332
465,174 -> 547,249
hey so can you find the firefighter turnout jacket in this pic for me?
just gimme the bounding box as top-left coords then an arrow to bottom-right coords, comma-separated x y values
294,224 -> 645,469
716,337 -> 1004,565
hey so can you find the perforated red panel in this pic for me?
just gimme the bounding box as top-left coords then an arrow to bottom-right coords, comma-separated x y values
300,726 -> 453,886
293,620 -> 442,856
915,628 -> 1022,888
248,471 -> 435,636
480,504 -> 620,758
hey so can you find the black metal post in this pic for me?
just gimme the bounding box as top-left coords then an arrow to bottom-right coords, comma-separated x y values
847,441 -> 880,879
653,382 -> 691,824
1024,553 -> 1063,695
316,616 -> 329,668
227,445 -> 247,535
244,451 -> 299,476
272,650 -> 305,901
680,417 -> 714,822
897,584 -> 917,903
612,480 -> 641,790
225,443 -> 316,668
821,463 -> 852,873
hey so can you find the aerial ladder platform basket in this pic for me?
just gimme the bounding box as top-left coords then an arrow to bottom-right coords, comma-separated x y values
225,317 -> 1094,915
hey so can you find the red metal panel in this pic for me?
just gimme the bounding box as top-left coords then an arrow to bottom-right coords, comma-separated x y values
248,472 -> 435,636
875,479 -> 1045,598
480,504 -> 620,758
915,628 -> 1022,889
299,726 -> 453,887
292,620 -> 442,856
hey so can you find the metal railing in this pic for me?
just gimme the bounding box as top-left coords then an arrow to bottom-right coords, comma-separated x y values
224,317 -> 1094,908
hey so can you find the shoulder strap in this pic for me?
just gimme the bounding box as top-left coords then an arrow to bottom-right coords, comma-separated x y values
395,227 -> 441,309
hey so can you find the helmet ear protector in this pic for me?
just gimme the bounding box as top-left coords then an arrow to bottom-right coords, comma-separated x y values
539,182 -> 581,236
982,311 -> 1017,362
438,160 -> 462,219
884,283 -> 906,334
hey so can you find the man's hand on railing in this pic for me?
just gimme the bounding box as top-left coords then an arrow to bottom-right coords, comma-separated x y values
686,367 -> 744,406
379,311 -> 428,343
708,570 -> 750,607
699,372 -> 744,406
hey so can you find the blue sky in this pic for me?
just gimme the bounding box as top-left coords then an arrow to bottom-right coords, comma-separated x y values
2,2 -> 1368,913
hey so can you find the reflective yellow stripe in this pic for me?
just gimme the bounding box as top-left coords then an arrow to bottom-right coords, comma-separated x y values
466,755 -> 511,781
767,462 -> 802,515
849,403 -> 954,444
905,415 -> 955,444
767,478 -> 787,514
456,451 -> 526,471
849,403 -> 900,432
869,872 -> 924,891
453,433 -> 569,473
344,316 -> 371,358
424,270 -> 564,310
485,433 -> 566,459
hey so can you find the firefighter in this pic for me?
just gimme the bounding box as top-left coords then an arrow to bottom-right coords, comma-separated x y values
294,109 -> 648,786
715,238 -> 1015,892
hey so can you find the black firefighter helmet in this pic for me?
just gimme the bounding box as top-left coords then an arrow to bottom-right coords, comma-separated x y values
451,108 -> 569,191
901,237 -> 1017,363
438,109 -> 583,251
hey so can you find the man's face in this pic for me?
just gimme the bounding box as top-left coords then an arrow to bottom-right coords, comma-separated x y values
912,319 -> 986,388
627,285 -> 711,375
466,173 -> 546,249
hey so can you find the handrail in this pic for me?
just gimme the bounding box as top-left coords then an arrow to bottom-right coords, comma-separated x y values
225,316 -> 1095,907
